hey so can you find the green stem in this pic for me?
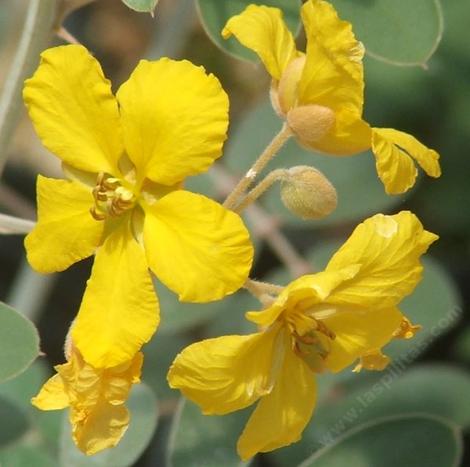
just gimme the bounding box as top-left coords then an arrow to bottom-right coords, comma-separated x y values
0,0 -> 59,178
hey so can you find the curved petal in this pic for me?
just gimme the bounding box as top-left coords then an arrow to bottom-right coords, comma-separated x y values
324,306 -> 403,372
372,128 -> 441,194
237,345 -> 316,460
325,211 -> 438,309
302,110 -> 372,156
143,191 -> 253,302
72,223 -> 159,368
246,268 -> 361,328
71,402 -> 129,455
116,58 -> 228,185
222,5 -> 298,80
168,326 -> 284,415
25,176 -> 104,273
299,0 -> 365,115
31,374 -> 69,410
245,304 -> 284,328
23,45 -> 122,175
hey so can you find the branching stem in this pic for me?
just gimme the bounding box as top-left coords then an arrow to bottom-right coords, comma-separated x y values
235,168 -> 288,213
223,123 -> 292,210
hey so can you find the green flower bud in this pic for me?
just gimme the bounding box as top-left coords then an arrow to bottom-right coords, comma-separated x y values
280,166 -> 337,220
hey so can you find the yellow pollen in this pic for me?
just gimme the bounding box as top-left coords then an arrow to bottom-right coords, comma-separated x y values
90,172 -> 136,221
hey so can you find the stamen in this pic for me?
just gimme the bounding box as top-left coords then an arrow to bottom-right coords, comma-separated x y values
290,316 -> 336,373
90,172 -> 136,221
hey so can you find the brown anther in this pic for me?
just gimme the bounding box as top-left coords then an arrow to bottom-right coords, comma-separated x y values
393,317 -> 421,339
315,320 -> 336,340
294,331 -> 318,346
90,206 -> 106,221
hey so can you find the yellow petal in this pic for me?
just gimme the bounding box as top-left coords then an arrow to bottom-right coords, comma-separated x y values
116,58 -> 228,185
302,110 -> 372,156
372,128 -> 441,194
326,211 -> 438,308
246,267 -> 361,328
23,45 -> 122,175
144,191 -> 253,302
25,176 -> 103,273
102,353 -> 144,404
299,0 -> 365,115
71,402 -> 129,455
245,304 -> 285,328
324,307 -> 402,372
237,345 -> 316,460
353,348 -> 391,372
31,374 -> 69,410
72,224 -> 159,368
168,326 -> 284,415
222,5 -> 298,80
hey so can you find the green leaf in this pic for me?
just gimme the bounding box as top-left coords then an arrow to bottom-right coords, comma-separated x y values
0,396 -> 30,448
0,359 -> 48,407
220,100 -> 405,226
318,365 -> 470,436
272,365 -> 470,465
453,326 -> 470,364
196,0 -> 301,61
298,414 -> 462,467
0,302 -> 40,383
330,0 -> 444,67
122,0 -> 158,13
0,360 -> 63,454
59,383 -> 158,467
0,446 -> 57,467
168,399 -> 251,467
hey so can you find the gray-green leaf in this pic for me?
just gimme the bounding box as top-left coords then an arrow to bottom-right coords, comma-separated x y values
168,399 -> 251,467
0,302 -> 40,383
330,0 -> 444,67
298,414 -> 462,467
122,0 -> 158,14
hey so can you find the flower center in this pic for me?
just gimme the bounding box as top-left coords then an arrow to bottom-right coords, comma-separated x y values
286,306 -> 336,373
90,173 -> 136,221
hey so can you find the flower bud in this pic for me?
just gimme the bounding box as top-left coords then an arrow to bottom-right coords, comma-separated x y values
280,166 -> 337,220
287,105 -> 335,146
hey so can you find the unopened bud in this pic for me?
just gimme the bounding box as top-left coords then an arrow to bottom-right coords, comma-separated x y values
287,105 -> 335,146
280,166 -> 337,220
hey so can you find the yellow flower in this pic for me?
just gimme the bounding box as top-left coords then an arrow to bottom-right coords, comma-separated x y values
23,45 -> 254,368
168,211 -> 437,459
222,0 -> 441,194
32,341 -> 143,455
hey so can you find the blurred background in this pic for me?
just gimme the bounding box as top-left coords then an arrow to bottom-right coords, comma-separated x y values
0,0 -> 469,466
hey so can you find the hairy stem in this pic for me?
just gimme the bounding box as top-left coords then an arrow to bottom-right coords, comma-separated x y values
223,123 -> 292,210
244,278 -> 283,296
235,168 -> 288,213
